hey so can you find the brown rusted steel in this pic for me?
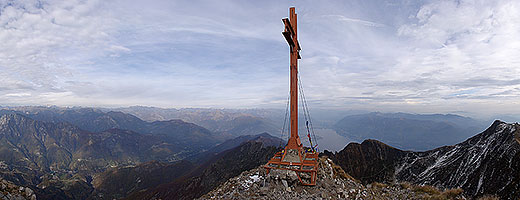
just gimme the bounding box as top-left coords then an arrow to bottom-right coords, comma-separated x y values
264,7 -> 318,186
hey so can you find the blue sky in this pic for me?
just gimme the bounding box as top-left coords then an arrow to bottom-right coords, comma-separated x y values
0,0 -> 519,117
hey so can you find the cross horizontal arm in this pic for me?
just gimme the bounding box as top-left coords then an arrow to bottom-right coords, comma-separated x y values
282,18 -> 295,36
282,31 -> 295,47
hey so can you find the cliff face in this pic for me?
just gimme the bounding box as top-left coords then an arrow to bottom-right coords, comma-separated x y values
329,120 -> 520,199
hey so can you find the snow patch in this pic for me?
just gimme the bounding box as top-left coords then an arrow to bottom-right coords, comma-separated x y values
241,174 -> 262,190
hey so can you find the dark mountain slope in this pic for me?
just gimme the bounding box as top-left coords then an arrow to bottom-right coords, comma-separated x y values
334,112 -> 485,150
329,120 -> 520,199
187,132 -> 284,164
126,140 -> 279,200
326,139 -> 408,184
88,133 -> 282,200
90,160 -> 195,199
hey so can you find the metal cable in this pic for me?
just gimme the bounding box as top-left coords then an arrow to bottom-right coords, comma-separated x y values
279,92 -> 290,148
298,73 -> 319,152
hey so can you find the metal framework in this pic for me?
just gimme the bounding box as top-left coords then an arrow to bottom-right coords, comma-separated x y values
264,7 -> 319,186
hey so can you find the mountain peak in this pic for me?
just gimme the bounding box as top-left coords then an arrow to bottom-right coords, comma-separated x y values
471,120 -> 518,144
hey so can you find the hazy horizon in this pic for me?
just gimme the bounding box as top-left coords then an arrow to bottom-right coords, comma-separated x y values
1,0 -> 519,118
2,104 -> 519,123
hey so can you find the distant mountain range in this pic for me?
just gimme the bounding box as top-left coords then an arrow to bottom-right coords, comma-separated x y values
326,120 -> 520,199
4,106 -> 496,152
112,106 -> 281,138
0,107 -> 228,155
334,112 -> 487,150
114,106 -> 493,151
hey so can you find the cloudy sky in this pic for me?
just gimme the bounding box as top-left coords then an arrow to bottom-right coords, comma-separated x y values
0,0 -> 519,117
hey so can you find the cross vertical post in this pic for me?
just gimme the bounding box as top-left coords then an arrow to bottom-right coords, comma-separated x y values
264,7 -> 319,186
285,7 -> 302,150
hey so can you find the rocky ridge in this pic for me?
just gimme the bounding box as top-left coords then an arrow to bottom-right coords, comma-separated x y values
396,121 -> 520,199
329,120 -> 520,199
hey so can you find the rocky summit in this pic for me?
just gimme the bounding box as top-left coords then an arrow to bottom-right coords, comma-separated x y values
200,157 -> 466,200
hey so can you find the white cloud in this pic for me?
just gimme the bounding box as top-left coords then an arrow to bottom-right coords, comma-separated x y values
324,15 -> 386,27
391,0 -> 520,99
289,0 -> 520,116
0,0 -> 118,94
0,0 -> 518,117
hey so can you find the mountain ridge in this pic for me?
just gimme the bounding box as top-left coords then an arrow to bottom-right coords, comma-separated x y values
328,120 -> 520,199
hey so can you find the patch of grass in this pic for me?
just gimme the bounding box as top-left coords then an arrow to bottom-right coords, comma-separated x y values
418,187 -> 464,200
326,159 -> 358,182
413,185 -> 441,195
399,182 -> 412,190
477,195 -> 499,200
371,182 -> 388,188
441,188 -> 463,199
